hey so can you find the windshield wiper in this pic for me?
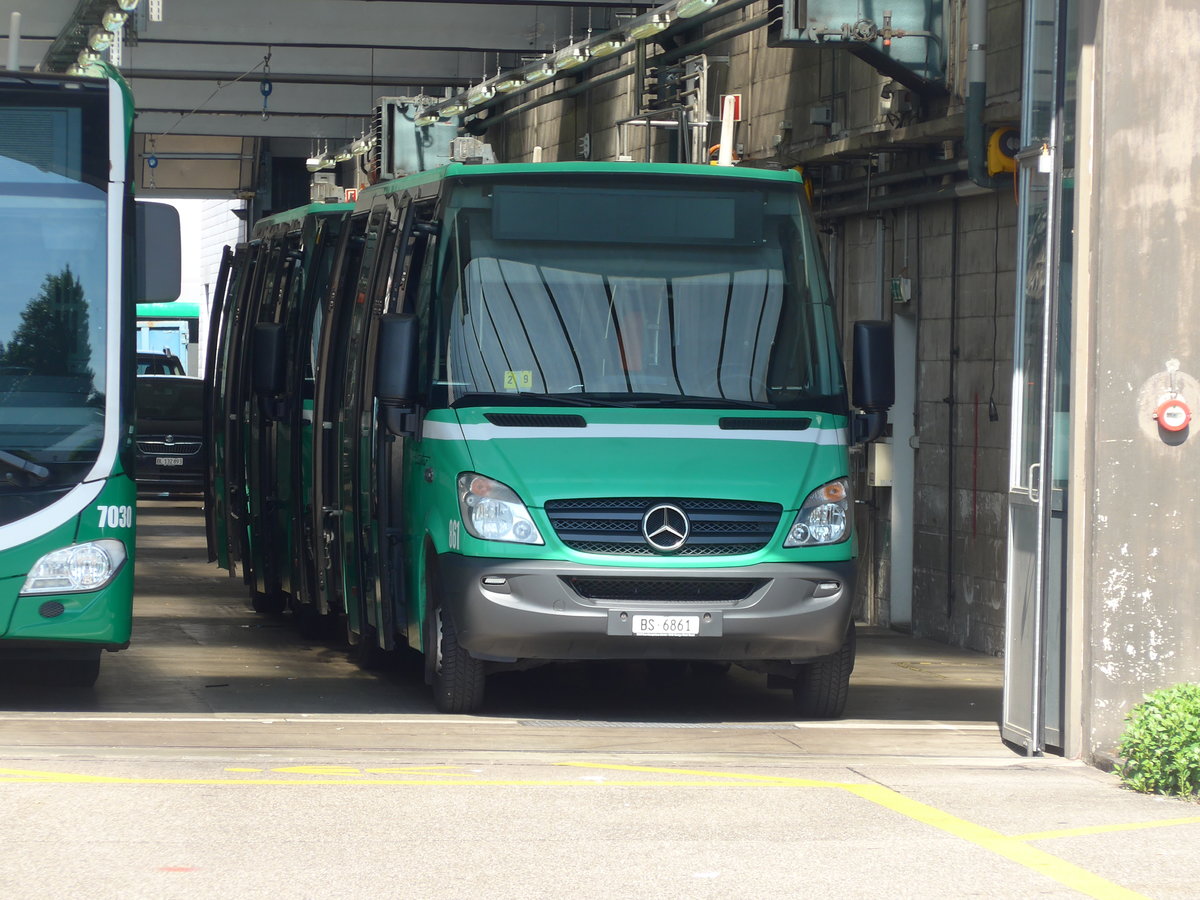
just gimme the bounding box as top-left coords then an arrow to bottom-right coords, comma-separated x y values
628,394 -> 776,410
0,450 -> 50,483
453,391 -> 628,408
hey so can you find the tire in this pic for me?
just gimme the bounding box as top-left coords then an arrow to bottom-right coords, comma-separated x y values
347,616 -> 390,670
426,570 -> 485,713
40,652 -> 102,687
251,590 -> 286,615
792,623 -> 856,719
293,601 -> 334,640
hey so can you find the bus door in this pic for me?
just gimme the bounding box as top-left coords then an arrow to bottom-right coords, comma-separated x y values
205,244 -> 238,567
312,214 -> 368,623
334,206 -> 394,656
370,196 -> 435,647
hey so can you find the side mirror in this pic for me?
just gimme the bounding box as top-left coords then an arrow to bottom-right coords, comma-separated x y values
376,314 -> 419,434
852,320 -> 894,443
252,323 -> 286,396
135,201 -> 182,302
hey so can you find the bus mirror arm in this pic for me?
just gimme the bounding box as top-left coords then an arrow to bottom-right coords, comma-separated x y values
850,320 -> 895,444
380,401 -> 418,437
853,410 -> 888,444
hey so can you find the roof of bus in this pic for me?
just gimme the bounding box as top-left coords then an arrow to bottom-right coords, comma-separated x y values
252,200 -> 354,234
361,161 -> 806,201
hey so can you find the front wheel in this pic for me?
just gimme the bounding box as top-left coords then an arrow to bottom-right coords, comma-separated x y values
426,569 -> 485,713
792,623 -> 855,719
40,651 -> 102,687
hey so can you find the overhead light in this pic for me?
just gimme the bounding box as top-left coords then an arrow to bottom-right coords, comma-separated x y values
414,111 -> 440,126
333,147 -> 353,163
77,47 -> 102,66
351,136 -> 372,156
467,83 -> 496,106
627,12 -> 671,40
87,26 -> 114,51
102,9 -> 129,32
524,59 -> 556,83
555,47 -> 590,70
67,64 -> 85,76
117,0 -> 141,10
305,156 -> 328,173
590,36 -> 627,58
495,74 -> 526,93
676,0 -> 719,17
440,98 -> 469,117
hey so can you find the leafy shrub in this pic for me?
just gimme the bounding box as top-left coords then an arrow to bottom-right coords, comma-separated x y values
1117,682 -> 1200,798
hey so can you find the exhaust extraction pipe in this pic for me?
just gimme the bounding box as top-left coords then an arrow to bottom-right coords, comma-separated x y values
7,12 -> 20,72
965,0 -> 1004,188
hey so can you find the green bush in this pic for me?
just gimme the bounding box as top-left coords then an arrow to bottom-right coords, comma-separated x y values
1117,682 -> 1200,798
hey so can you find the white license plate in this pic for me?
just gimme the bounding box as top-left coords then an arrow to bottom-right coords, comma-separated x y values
631,614 -> 700,637
155,456 -> 184,467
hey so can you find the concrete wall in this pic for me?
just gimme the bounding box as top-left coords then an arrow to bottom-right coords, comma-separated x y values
1074,0 -> 1200,756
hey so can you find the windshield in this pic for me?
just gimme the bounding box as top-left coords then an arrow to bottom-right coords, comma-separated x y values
0,89 -> 110,525
427,175 -> 846,413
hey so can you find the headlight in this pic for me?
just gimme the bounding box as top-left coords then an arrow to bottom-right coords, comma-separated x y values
783,478 -> 850,547
20,540 -> 127,595
457,473 -> 544,545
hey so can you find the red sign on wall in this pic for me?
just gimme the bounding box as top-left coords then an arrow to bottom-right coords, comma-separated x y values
719,93 -> 742,121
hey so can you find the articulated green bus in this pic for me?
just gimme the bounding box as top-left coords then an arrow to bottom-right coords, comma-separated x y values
208,162 -> 892,714
0,71 -> 179,685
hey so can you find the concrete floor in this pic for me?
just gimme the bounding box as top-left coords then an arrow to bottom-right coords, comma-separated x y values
1,501 -> 1196,899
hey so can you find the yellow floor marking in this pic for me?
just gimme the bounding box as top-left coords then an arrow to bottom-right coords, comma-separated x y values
569,763 -> 1151,900
0,761 -> 1161,898
1013,816 -> 1200,842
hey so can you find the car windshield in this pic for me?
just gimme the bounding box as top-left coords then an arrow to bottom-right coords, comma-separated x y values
0,93 -> 110,525
136,377 -> 204,422
427,175 -> 846,413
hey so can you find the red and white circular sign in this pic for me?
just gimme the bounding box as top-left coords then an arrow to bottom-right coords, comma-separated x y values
1154,399 -> 1192,432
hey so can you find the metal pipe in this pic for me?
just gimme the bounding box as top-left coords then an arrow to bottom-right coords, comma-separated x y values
966,0 -> 1002,188
815,160 -> 968,198
7,12 -> 20,72
814,177 -> 990,217
469,12 -> 769,134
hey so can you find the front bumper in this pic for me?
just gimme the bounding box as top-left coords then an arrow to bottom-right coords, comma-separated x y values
435,555 -> 855,664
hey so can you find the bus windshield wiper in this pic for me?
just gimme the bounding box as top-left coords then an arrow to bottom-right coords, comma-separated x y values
453,391 -> 627,408
0,449 -> 50,482
629,394 -> 775,410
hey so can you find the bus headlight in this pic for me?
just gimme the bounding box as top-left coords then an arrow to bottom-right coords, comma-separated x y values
784,478 -> 850,547
20,540 -> 127,595
457,473 -> 544,545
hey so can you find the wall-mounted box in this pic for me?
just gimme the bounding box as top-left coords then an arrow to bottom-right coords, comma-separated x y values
867,440 -> 894,487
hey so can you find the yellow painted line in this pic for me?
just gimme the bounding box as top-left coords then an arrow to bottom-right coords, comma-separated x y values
569,763 -> 1151,900
0,761 -> 1158,899
1013,816 -> 1200,842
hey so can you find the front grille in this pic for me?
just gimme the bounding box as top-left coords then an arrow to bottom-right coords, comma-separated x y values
137,440 -> 202,455
545,497 -> 781,556
565,577 -> 766,603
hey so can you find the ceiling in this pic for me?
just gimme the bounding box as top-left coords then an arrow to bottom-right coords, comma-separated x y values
2,1 -> 658,144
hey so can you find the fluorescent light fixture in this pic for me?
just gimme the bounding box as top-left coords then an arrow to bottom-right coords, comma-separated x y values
495,74 -> 527,92
628,12 -> 671,40
555,46 -> 590,70
117,0 -> 141,10
87,26 -> 114,51
351,136 -> 372,156
590,37 -> 626,58
77,47 -> 102,66
333,147 -> 353,163
440,98 -> 469,117
414,111 -> 440,126
305,156 -> 327,173
524,59 -> 557,83
468,84 -> 496,106
676,0 -> 718,17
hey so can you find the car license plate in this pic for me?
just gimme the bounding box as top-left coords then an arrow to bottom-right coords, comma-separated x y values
155,456 -> 184,467
631,614 -> 699,637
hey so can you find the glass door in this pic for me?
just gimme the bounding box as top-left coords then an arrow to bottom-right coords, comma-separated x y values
1002,0 -> 1075,754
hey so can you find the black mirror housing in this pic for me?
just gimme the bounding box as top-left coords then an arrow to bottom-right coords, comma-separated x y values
376,314 -> 419,434
852,320 -> 895,411
252,323 -> 286,396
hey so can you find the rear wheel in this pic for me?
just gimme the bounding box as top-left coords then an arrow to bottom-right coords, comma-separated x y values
251,590 -> 286,615
426,565 -> 485,713
792,623 -> 856,719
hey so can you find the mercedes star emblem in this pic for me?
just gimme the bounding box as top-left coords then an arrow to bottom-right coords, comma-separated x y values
641,502 -> 690,553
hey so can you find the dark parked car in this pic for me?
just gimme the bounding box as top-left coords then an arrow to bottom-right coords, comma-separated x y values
134,375 -> 206,495
136,350 -> 185,376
